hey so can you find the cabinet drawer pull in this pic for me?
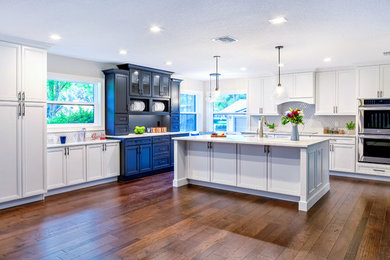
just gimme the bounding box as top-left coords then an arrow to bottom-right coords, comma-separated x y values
373,169 -> 385,173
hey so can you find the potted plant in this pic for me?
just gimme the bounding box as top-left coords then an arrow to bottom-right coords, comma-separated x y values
346,121 -> 356,135
281,108 -> 304,141
266,123 -> 275,132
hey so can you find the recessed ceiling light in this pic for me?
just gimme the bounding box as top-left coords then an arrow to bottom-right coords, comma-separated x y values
49,34 -> 61,40
323,57 -> 332,62
150,25 -> 162,33
278,63 -> 284,67
165,61 -> 173,65
119,49 -> 127,55
240,67 -> 247,71
268,17 -> 287,25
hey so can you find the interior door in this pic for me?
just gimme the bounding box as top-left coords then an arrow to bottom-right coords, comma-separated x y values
67,146 -> 86,185
104,143 -> 120,177
22,102 -> 46,197
237,144 -> 267,190
188,142 -> 210,181
139,144 -> 152,173
337,70 -> 356,114
0,102 -> 21,202
22,46 -> 47,102
210,143 -> 237,186
0,42 -> 20,102
86,144 -> 104,181
47,147 -> 66,190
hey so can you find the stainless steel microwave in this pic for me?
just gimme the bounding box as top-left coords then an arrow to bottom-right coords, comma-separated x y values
358,99 -> 390,135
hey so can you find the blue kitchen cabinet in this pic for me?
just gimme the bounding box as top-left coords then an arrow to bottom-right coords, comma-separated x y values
125,146 -> 139,176
139,144 -> 153,172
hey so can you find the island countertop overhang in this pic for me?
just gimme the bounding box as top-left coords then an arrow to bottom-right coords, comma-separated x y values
172,135 -> 329,148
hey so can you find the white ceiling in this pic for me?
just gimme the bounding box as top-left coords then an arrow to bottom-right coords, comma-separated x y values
0,0 -> 390,79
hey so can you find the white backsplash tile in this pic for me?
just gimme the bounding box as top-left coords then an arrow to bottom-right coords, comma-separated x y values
250,102 -> 356,133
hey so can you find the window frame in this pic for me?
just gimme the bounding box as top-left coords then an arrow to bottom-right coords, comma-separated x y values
211,92 -> 247,133
180,91 -> 200,132
47,73 -> 104,133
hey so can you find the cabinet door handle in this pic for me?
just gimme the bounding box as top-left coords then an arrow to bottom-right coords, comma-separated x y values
264,145 -> 267,153
64,148 -> 67,156
373,169 -> 385,173
22,102 -> 25,117
102,144 -> 105,151
22,92 -> 25,101
336,106 -> 338,114
381,91 -> 384,97
18,92 -> 21,102
18,103 -> 21,118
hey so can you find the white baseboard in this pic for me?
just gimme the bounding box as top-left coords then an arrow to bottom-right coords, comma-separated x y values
0,194 -> 44,210
46,177 -> 117,196
330,171 -> 390,182
299,183 -> 330,211
172,178 -> 188,187
188,179 -> 299,202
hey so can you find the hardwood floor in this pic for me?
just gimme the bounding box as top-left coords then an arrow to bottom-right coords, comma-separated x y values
0,172 -> 389,260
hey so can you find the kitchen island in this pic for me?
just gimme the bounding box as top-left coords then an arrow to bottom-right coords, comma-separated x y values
172,135 -> 330,211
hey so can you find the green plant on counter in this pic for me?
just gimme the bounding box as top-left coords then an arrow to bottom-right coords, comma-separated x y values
346,121 -> 356,130
266,123 -> 275,129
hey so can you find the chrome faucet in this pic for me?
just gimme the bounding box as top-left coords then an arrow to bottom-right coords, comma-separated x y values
257,116 -> 268,137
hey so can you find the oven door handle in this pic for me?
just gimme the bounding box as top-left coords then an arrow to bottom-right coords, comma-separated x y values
358,134 -> 390,140
358,107 -> 390,111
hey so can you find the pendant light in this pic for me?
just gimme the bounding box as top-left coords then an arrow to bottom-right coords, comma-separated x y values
273,46 -> 288,102
209,55 -> 221,101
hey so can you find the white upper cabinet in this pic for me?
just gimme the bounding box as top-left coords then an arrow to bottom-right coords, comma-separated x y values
315,70 -> 356,115
247,78 -> 263,114
247,77 -> 278,115
0,42 -> 20,102
357,65 -> 381,98
381,65 -> 390,98
280,72 -> 315,103
281,74 -> 294,98
22,46 -> 47,102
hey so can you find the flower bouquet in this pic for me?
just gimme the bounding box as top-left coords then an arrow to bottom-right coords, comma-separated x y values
281,108 -> 304,141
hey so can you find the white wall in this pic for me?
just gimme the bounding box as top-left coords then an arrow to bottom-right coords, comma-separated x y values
47,54 -> 115,78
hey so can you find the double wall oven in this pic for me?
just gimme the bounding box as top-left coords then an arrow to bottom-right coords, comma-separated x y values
358,99 -> 390,164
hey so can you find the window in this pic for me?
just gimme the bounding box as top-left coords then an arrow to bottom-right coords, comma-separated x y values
212,94 -> 247,132
180,93 -> 197,131
47,74 -> 103,131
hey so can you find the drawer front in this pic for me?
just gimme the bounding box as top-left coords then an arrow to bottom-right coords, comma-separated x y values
153,156 -> 171,169
330,138 -> 355,145
125,137 -> 152,146
153,143 -> 170,156
357,164 -> 390,176
152,135 -> 171,143
115,114 -> 129,125
114,125 -> 129,135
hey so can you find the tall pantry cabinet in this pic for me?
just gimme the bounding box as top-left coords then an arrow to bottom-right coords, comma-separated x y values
0,41 -> 47,207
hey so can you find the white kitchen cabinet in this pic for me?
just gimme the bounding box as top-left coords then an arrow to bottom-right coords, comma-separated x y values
47,148 -> 66,190
247,77 -> 278,115
0,102 -> 21,203
104,143 -> 120,177
247,78 -> 263,114
268,146 -> 300,196
67,146 -> 86,185
188,141 -> 210,181
237,144 -> 267,190
357,66 -> 381,98
381,65 -> 390,98
0,42 -> 20,102
281,74 -> 294,98
210,143 -> 236,186
22,46 -> 47,103
316,70 -> 356,115
22,103 -> 46,197
281,72 -> 315,103
330,142 -> 355,173
86,144 -> 104,181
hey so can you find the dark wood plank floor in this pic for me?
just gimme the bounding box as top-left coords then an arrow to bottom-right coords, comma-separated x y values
0,172 -> 389,260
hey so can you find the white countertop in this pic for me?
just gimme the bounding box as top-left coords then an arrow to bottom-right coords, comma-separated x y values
106,132 -> 190,139
47,139 -> 121,148
173,135 -> 329,148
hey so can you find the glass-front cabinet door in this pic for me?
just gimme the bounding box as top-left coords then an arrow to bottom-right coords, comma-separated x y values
160,75 -> 170,97
140,71 -> 151,96
130,69 -> 141,96
152,73 -> 161,97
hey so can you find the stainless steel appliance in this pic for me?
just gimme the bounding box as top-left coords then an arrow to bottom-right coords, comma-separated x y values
358,98 -> 390,135
358,98 -> 390,164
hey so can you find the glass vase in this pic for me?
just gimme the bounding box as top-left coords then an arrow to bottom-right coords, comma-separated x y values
291,124 -> 299,141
